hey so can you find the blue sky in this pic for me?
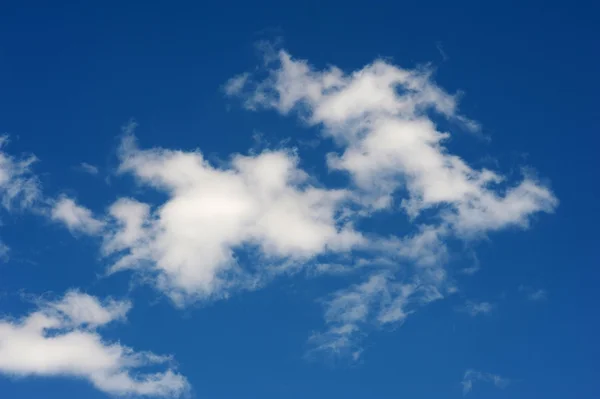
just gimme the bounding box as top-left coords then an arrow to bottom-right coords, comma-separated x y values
0,1 -> 598,398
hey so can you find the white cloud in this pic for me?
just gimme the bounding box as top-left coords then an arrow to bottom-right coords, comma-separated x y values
222,48 -> 557,356
309,274 -> 389,357
379,224 -> 449,267
0,136 -> 40,210
51,197 -> 105,235
460,254 -> 480,275
307,226 -> 452,355
0,136 -> 42,258
458,300 -> 494,316
226,48 -> 557,235
223,73 -> 250,97
462,369 -> 510,396
78,162 -> 100,175
79,45 -> 558,357
0,291 -> 188,397
102,129 -> 363,304
38,44 -> 556,361
309,266 -> 449,358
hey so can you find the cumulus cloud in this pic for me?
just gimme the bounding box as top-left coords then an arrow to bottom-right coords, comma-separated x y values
0,291 -> 188,397
101,127 -> 363,304
51,197 -> 105,235
79,45 -> 558,356
225,48 -> 557,235
221,47 -> 557,355
41,44 -> 556,359
462,369 -> 510,395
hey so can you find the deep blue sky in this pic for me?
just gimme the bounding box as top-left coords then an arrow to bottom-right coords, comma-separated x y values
0,1 -> 598,398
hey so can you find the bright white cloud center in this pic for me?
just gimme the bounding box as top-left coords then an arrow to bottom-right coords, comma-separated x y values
102,132 -> 363,304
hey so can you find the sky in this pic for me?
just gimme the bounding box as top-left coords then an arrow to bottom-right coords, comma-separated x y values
0,1 -> 598,398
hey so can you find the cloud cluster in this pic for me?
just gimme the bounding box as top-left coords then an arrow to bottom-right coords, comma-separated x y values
0,45 -> 557,395
223,47 -> 557,354
47,47 -> 556,359
0,291 -> 188,397
0,142 -> 189,397
226,49 -> 557,235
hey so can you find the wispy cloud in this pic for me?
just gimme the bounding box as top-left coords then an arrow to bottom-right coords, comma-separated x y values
457,300 -> 494,316
0,136 -> 41,210
0,291 -> 188,397
0,241 -> 9,261
77,162 -> 100,175
460,252 -> 481,275
460,266 -> 480,275
0,136 -> 43,258
223,73 -> 250,97
528,289 -> 548,301
436,41 -> 449,61
51,196 -> 105,235
309,271 -> 446,359
462,369 -> 510,395
520,285 -> 548,301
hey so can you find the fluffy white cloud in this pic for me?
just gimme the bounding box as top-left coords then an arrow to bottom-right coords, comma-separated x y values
102,129 -> 363,304
39,46 -> 556,360
87,46 -> 557,356
51,197 -> 105,235
226,48 -> 558,235
0,291 -> 188,397
462,369 -> 510,395
223,48 -> 557,356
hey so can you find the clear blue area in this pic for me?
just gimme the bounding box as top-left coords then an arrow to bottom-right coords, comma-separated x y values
0,1 -> 598,398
